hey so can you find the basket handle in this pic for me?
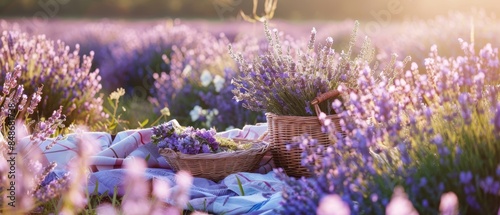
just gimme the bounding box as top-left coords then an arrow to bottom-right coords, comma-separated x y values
310,90 -> 341,116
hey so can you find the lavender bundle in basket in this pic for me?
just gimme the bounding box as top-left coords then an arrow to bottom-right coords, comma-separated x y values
152,121 -> 245,154
230,21 -> 386,116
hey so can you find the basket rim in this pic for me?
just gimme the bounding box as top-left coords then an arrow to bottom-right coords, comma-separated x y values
266,112 -> 341,119
158,139 -> 270,160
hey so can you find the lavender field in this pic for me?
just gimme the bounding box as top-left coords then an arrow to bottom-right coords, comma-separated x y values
1,1 -> 500,214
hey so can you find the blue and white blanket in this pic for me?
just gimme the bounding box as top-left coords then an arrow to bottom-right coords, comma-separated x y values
38,122 -> 283,214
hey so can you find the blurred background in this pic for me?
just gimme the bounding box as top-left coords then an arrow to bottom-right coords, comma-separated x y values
1,0 -> 499,132
0,0 -> 498,21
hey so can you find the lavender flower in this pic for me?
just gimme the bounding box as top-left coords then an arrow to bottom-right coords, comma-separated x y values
152,121 -> 222,154
33,173 -> 70,203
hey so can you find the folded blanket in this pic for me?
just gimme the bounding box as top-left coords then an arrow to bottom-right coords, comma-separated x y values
37,121 -> 283,214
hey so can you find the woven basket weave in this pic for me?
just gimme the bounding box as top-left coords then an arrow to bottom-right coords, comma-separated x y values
267,90 -> 343,177
159,139 -> 269,181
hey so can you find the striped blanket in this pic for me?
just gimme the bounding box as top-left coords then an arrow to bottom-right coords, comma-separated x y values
37,121 -> 284,214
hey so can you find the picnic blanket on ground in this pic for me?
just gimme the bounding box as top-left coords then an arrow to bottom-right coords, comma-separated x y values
35,122 -> 284,214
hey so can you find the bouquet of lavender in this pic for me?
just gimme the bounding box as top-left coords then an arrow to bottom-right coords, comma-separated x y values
230,21 -> 380,116
151,120 -> 247,155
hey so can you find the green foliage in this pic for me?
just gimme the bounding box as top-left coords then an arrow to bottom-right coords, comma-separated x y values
405,103 -> 500,214
235,175 -> 245,196
217,137 -> 252,152
94,88 -> 169,134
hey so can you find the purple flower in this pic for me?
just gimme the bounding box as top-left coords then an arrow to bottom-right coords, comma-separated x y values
305,101 -> 313,115
459,171 -> 473,184
152,121 -> 222,154
480,176 -> 500,194
432,134 -> 443,145
201,144 -> 211,153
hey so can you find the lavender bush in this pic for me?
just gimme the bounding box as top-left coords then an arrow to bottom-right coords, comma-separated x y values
59,22 -> 131,82
151,26 -> 265,130
0,67 -> 193,213
4,12 -> 500,94
277,40 -> 500,214
372,11 -> 500,65
98,23 -> 175,94
99,21 -> 232,95
0,31 -> 106,126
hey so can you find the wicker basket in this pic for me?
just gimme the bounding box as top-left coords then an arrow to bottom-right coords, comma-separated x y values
159,139 -> 269,181
267,90 -> 343,177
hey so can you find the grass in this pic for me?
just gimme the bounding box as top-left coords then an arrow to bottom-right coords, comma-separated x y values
93,88 -> 169,134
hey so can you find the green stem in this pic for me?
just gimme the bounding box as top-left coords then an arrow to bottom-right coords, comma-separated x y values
150,115 -> 166,127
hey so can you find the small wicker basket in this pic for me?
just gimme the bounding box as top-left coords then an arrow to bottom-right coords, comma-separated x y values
159,139 -> 270,181
267,90 -> 343,177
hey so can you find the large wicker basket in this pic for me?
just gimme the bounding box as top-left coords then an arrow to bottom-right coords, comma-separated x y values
267,90 -> 343,177
159,139 -> 269,181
